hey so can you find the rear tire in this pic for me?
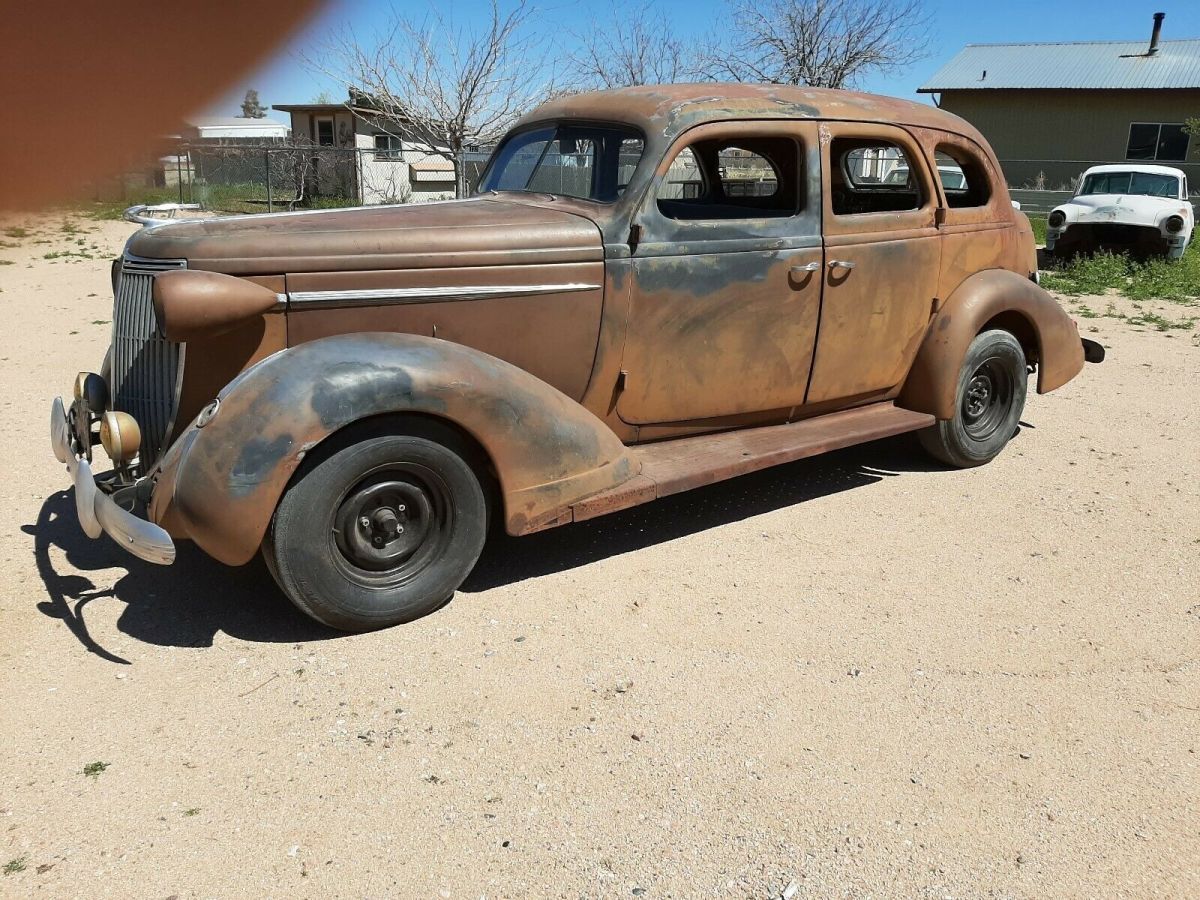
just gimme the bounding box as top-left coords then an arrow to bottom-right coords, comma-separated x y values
265,422 -> 488,632
918,329 -> 1027,469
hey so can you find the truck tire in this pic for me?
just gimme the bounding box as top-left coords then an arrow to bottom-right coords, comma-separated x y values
918,329 -> 1027,469
265,421 -> 488,631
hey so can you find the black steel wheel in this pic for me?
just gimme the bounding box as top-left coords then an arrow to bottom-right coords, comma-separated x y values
919,329 -> 1027,468
265,420 -> 488,632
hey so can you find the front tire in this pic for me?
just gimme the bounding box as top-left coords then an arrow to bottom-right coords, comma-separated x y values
265,422 -> 488,632
918,329 -> 1027,469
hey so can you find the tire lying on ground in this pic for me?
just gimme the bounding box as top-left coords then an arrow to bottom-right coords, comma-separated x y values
919,328 -> 1028,469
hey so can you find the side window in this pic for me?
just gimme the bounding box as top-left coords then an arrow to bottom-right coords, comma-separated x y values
657,137 -> 800,220
658,147 -> 703,200
830,138 -> 923,215
934,145 -> 992,209
716,146 -> 779,199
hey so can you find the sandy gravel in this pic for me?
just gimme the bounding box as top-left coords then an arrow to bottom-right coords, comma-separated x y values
0,214 -> 1198,898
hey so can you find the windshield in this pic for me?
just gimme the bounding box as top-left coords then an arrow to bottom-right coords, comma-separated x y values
1079,171 -> 1180,198
940,170 -> 967,190
479,123 -> 645,202
882,166 -> 966,190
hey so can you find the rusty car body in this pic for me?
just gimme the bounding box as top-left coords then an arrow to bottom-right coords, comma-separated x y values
51,84 -> 1102,631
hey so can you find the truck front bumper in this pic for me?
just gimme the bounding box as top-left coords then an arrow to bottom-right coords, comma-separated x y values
50,396 -> 175,565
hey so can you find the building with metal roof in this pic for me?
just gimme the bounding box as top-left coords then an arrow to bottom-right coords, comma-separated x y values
918,13 -> 1200,189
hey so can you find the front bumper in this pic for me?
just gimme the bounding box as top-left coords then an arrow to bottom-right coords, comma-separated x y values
1048,221 -> 1188,257
50,396 -> 175,565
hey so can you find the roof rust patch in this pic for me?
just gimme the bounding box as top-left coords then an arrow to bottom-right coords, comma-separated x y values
517,83 -> 983,144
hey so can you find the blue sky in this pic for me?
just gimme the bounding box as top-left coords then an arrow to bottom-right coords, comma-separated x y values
205,0 -> 1200,117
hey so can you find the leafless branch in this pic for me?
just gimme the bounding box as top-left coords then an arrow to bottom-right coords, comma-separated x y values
305,0 -> 556,197
564,1 -> 701,89
701,0 -> 931,89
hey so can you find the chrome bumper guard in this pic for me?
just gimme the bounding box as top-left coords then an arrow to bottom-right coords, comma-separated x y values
50,396 -> 175,565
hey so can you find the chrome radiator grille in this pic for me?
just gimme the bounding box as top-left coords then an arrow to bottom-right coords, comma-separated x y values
111,254 -> 186,466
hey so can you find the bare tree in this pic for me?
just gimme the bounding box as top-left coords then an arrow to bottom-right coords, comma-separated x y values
565,1 -> 699,89
703,0 -> 930,89
310,0 -> 554,198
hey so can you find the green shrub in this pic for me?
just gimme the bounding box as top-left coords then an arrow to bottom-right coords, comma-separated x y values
1042,242 -> 1200,303
1026,214 -> 1047,246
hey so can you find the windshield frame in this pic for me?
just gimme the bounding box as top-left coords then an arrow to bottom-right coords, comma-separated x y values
476,119 -> 648,205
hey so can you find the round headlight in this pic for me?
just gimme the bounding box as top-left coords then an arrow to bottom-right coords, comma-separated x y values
1165,215 -> 1185,234
73,371 -> 109,410
99,411 -> 142,464
1048,210 -> 1067,229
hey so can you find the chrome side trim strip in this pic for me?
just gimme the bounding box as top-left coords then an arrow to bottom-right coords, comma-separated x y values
286,283 -> 601,308
121,252 -> 188,272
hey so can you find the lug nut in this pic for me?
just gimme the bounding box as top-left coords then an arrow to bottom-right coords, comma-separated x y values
359,516 -> 371,529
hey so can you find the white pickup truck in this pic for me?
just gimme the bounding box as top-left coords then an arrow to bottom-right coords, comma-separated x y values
1046,164 -> 1194,260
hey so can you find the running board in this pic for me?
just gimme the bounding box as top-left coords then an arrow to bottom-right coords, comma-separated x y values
570,402 -> 934,524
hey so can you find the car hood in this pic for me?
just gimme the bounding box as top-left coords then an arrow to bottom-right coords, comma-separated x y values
1058,193 -> 1188,225
125,197 -> 604,275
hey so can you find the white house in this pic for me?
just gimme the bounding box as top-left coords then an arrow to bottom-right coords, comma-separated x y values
273,98 -> 458,204
182,116 -> 290,141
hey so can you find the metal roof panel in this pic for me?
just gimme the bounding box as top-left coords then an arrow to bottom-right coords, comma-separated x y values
919,39 -> 1200,91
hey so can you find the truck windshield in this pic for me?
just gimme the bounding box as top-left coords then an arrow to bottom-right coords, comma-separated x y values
1079,171 -> 1180,198
478,123 -> 645,202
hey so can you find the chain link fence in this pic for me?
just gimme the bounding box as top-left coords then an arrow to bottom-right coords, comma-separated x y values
147,142 -> 493,214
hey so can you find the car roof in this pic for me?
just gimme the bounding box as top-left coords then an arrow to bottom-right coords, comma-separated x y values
518,83 -> 987,145
1081,164 -> 1185,178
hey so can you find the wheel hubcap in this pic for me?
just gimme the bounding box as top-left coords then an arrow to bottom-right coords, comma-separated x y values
333,470 -> 445,575
961,358 -> 1014,440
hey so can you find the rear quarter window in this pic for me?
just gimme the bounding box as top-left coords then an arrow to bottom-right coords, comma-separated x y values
933,145 -> 992,209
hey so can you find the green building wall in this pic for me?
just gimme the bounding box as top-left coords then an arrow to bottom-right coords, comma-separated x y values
935,89 -> 1200,192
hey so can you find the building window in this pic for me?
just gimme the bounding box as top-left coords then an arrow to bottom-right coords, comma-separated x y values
314,116 -> 335,147
1127,123 -> 1190,162
373,133 -> 402,159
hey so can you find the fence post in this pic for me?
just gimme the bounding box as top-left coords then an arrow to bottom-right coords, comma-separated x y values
265,150 -> 273,213
176,149 -> 183,205
357,148 -> 365,206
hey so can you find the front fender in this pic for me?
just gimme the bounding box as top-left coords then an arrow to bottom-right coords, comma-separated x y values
152,333 -> 636,565
899,269 -> 1084,420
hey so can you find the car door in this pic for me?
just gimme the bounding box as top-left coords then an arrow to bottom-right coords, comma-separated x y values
616,120 -> 823,425
805,122 -> 941,405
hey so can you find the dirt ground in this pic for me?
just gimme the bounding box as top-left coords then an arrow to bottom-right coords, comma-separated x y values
1,214 -> 1197,899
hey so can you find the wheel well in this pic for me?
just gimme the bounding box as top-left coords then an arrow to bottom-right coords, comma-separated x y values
287,412 -> 502,520
981,311 -> 1039,365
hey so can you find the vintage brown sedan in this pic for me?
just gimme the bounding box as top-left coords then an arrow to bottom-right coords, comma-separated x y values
51,84 -> 1103,631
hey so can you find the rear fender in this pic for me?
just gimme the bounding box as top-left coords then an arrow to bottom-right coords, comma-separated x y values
152,333 -> 636,565
899,269 -> 1084,420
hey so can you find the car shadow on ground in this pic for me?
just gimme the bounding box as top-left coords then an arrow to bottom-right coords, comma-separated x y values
466,432 -> 946,589
26,433 -> 952,662
23,492 -> 334,664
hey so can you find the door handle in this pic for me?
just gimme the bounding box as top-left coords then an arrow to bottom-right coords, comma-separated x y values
790,262 -> 821,275
828,259 -> 857,270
